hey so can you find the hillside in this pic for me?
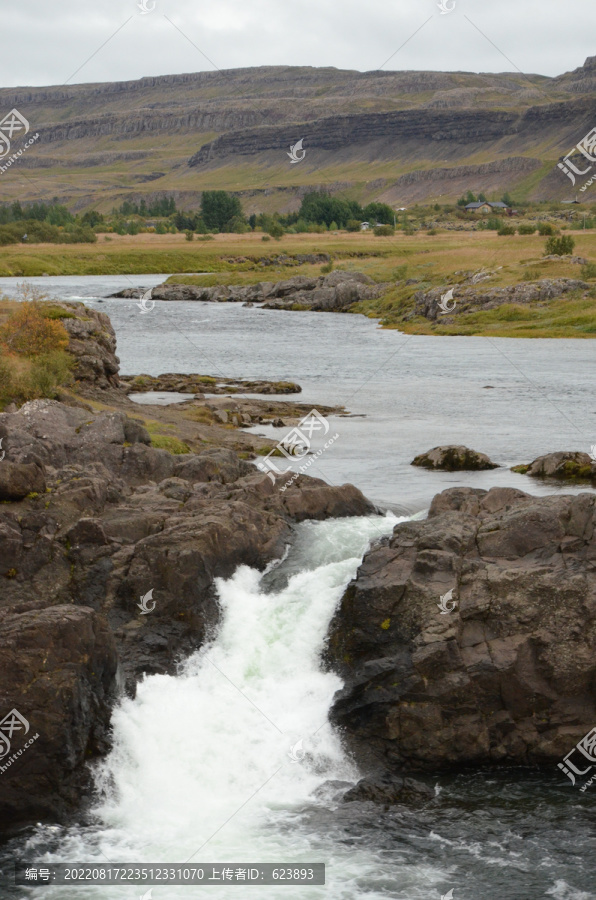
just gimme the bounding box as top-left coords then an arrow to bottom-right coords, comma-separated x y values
2,57 -> 596,212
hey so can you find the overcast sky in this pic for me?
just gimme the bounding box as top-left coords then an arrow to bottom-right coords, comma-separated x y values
1,0 -> 594,88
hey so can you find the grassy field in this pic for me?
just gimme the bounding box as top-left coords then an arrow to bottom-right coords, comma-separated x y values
1,230 -> 596,337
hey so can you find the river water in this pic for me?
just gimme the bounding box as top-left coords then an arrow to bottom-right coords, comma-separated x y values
1,275 -> 595,899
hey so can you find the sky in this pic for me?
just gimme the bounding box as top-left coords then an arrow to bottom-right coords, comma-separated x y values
0,0 -> 594,88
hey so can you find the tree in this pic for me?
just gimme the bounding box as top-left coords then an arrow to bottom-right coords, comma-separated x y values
362,202 -> 395,225
248,214 -> 257,230
200,191 -> 243,231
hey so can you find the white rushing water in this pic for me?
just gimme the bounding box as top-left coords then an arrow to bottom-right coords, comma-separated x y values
25,514 -> 447,899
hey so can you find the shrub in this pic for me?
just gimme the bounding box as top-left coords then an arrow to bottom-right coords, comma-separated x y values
267,222 -> 284,240
346,219 -> 361,232
518,224 -> 536,235
545,235 -> 575,256
537,222 -> 555,236
581,263 -> 596,280
373,225 -> 395,236
497,224 -> 516,236
185,230 -> 194,241
261,235 -> 271,242
320,261 -> 333,274
0,302 -> 70,356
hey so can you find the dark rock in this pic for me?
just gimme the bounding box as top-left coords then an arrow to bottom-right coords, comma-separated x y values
0,461 -> 46,500
412,445 -> 499,471
327,486 -> 596,771
0,605 -> 118,830
342,773 -> 434,806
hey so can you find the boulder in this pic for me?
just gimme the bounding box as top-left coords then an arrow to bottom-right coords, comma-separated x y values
513,451 -> 596,482
412,445 -> 499,471
0,461 -> 46,500
327,486 -> 596,772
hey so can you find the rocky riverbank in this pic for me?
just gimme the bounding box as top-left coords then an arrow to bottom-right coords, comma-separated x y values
111,270 -> 390,312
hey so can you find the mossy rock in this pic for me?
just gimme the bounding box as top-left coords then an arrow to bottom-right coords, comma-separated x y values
412,445 -> 498,472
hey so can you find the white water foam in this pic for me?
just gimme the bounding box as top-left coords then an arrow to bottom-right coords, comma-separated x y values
23,514 -> 448,898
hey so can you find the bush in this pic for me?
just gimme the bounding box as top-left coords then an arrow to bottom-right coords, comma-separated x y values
0,348 -> 74,407
545,235 -> 575,256
346,219 -> 361,232
261,235 -> 271,242
580,263 -> 596,280
518,224 -> 536,235
266,222 -> 284,240
0,302 -> 70,356
185,230 -> 194,241
538,222 -> 556,236
373,225 -> 395,236
497,224 -> 516,236
320,261 -> 333,274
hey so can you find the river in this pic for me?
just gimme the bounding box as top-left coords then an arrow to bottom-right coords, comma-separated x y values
1,274 -> 595,899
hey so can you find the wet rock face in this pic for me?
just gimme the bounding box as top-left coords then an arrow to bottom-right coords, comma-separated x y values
0,398 -> 373,833
411,445 -> 499,471
327,486 -> 596,772
0,605 -> 118,830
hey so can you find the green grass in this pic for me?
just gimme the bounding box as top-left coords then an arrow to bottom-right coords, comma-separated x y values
150,434 -> 191,454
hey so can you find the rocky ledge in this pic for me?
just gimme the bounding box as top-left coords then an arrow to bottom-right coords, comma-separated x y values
327,486 -> 596,772
112,271 -> 389,312
414,278 -> 589,322
0,399 -> 373,833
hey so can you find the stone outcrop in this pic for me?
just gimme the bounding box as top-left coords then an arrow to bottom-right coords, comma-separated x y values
112,271 -> 389,312
52,302 -> 120,389
0,397 -> 373,833
513,451 -> 596,482
327,486 -> 596,772
411,445 -> 499,471
414,278 -> 589,322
